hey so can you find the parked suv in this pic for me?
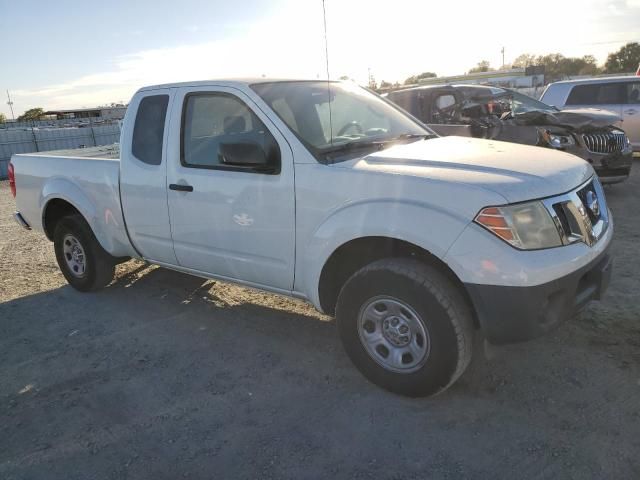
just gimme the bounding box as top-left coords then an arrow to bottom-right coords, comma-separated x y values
541,76 -> 640,152
386,84 -> 633,183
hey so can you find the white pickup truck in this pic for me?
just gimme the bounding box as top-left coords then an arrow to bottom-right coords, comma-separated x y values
9,80 -> 613,396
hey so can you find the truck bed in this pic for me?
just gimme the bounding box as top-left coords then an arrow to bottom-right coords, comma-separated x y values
11,144 -> 135,258
27,143 -> 120,160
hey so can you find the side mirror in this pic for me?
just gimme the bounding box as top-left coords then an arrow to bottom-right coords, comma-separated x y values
219,142 -> 279,173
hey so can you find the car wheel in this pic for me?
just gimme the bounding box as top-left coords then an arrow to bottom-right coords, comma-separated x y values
53,214 -> 115,292
336,258 -> 474,397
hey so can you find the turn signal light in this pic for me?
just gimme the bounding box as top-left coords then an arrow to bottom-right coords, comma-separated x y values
475,207 -> 515,241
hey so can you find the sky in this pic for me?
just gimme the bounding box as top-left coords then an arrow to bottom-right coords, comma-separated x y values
1,0 -> 639,118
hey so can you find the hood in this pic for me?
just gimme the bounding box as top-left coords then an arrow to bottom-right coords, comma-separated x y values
348,136 -> 592,203
512,108 -> 622,131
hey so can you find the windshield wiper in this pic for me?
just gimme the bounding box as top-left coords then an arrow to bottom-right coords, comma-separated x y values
321,139 -> 389,157
388,133 -> 436,141
321,133 -> 435,162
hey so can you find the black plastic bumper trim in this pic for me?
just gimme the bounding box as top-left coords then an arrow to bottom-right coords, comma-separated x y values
465,245 -> 613,345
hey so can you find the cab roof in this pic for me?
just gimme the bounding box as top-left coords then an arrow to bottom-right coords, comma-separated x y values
138,78 -> 337,92
547,75 -> 639,86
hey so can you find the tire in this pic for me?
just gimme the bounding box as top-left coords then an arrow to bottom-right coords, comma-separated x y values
336,258 -> 474,397
53,214 -> 115,292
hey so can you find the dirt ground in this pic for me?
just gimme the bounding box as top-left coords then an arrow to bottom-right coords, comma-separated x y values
1,163 -> 639,480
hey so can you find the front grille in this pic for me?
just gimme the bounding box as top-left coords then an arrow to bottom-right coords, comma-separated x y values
543,178 -> 609,247
582,131 -> 626,154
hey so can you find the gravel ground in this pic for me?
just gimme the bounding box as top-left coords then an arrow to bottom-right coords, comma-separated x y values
1,165 -> 640,480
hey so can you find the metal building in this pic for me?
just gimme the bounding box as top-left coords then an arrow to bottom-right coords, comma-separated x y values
44,105 -> 127,121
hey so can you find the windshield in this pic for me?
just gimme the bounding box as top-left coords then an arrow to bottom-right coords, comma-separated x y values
251,81 -> 433,161
505,90 -> 557,114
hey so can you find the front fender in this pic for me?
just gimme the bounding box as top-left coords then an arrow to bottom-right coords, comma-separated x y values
296,199 -> 472,310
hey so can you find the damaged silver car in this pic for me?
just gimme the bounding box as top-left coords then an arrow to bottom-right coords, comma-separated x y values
386,84 -> 633,183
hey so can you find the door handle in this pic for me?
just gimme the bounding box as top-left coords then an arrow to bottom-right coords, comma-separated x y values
169,183 -> 194,192
625,109 -> 637,115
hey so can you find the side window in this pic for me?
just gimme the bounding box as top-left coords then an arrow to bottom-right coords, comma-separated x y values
566,83 -> 624,105
432,94 -> 458,123
566,85 -> 599,105
132,95 -> 169,165
182,93 -> 280,172
434,94 -> 455,109
596,83 -> 623,104
625,82 -> 640,104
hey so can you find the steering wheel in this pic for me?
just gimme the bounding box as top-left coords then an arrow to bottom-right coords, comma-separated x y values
432,104 -> 459,124
336,121 -> 364,136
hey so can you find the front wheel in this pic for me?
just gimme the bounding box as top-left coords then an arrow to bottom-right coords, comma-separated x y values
53,214 -> 115,292
336,258 -> 474,397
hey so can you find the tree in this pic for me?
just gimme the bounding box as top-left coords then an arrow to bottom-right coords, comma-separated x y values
379,80 -> 392,89
509,53 -> 601,80
0,113 -> 6,124
17,107 -> 45,122
605,42 -> 640,73
339,75 -> 350,81
577,55 -> 600,76
468,60 -> 492,74
512,53 -> 537,68
403,71 -> 437,85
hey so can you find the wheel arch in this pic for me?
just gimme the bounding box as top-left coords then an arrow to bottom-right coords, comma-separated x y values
42,198 -> 83,241
317,236 -> 475,323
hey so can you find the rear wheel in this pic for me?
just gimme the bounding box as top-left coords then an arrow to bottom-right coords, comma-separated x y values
53,214 -> 115,292
336,258 -> 474,397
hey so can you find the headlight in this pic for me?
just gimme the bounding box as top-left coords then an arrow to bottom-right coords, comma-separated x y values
475,201 -> 562,250
540,130 -> 575,149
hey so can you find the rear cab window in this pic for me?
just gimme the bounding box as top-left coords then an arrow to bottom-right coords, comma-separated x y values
132,95 -> 169,165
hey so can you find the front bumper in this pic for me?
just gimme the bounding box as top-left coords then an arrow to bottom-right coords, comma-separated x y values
590,150 -> 632,184
465,244 -> 612,344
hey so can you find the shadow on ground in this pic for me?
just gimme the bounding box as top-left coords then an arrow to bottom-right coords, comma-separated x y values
2,262 -> 639,479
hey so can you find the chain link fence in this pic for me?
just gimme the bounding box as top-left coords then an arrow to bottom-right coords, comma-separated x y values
0,123 -> 121,178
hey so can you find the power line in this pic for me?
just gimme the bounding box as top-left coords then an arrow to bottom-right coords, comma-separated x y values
578,38 -> 639,46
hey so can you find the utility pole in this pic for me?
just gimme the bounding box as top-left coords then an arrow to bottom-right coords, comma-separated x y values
501,47 -> 505,69
6,90 -> 15,120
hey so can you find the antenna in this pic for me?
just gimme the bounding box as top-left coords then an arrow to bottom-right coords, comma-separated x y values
322,0 -> 333,145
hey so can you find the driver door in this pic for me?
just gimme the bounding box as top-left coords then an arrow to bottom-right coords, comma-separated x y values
165,86 -> 295,291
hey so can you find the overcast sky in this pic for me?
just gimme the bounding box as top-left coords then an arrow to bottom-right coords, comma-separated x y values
1,0 -> 639,117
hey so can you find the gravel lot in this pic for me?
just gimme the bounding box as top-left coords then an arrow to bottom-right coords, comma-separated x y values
1,164 -> 640,480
